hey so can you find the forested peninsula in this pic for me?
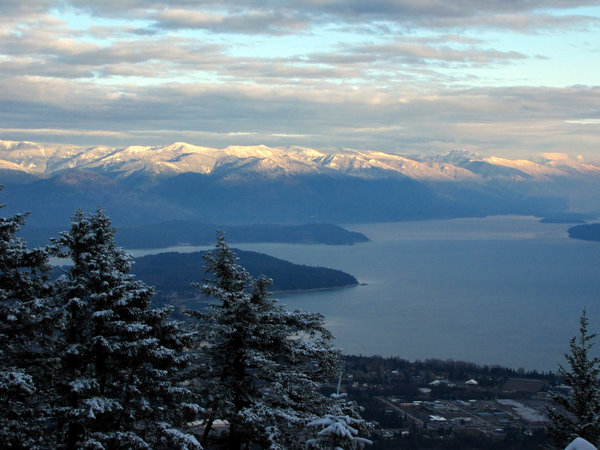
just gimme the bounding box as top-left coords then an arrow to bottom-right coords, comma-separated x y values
131,250 -> 359,305
22,221 -> 369,248
567,223 -> 600,242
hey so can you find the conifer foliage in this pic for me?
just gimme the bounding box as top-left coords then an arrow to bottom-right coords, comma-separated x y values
547,310 -> 600,448
51,208 -> 201,449
0,194 -> 55,448
307,374 -> 374,449
191,231 -> 340,449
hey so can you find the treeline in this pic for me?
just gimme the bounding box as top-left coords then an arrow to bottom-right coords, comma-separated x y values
343,355 -> 556,386
339,355 -> 557,404
0,201 -> 372,449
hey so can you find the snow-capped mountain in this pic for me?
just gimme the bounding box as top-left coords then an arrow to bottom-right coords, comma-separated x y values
1,139 -> 599,227
3,139 -> 597,182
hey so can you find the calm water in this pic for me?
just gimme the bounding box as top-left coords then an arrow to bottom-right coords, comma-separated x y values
220,216 -> 600,372
123,216 -> 600,371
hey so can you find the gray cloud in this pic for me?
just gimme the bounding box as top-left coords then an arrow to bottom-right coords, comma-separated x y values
4,13 -> 525,88
150,4 -> 598,36
419,12 -> 600,32
3,1 -> 599,33
152,8 -> 311,35
1,71 -> 598,159
308,40 -> 528,66
0,0 -> 598,161
55,1 -> 600,17
0,0 -> 54,17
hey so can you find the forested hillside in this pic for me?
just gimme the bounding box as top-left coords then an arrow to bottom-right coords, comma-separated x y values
22,220 -> 369,248
567,223 -> 600,242
131,250 -> 359,305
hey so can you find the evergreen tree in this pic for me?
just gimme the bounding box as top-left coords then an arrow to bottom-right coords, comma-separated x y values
51,208 -> 201,449
307,374 -> 373,449
0,193 -> 56,448
191,231 -> 339,449
547,309 -> 600,448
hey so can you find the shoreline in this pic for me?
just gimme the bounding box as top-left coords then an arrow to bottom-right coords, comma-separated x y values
273,282 -> 364,295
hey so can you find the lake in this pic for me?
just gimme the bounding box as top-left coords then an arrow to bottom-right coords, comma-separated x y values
208,216 -> 600,372
125,216 -> 600,371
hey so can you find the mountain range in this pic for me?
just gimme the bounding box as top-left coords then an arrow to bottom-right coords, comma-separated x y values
1,139 -> 599,227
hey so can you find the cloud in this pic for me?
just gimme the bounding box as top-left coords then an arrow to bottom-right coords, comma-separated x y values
0,0 -> 598,161
565,118 -> 600,124
543,152 -> 571,160
4,12 -> 528,90
0,127 -> 128,138
58,0 -> 600,19
152,8 -> 311,35
421,12 -> 600,32
1,68 -> 598,159
0,0 -> 54,18
3,0 -> 598,34
310,39 -> 528,67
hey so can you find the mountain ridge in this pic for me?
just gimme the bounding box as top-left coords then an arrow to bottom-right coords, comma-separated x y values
2,139 -> 598,227
3,139 -> 598,182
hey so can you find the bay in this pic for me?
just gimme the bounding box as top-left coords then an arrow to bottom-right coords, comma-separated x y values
226,216 -> 600,372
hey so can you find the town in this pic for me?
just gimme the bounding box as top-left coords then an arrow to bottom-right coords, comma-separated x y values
340,355 -> 559,449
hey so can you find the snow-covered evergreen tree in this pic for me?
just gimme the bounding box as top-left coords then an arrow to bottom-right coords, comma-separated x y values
547,310 -> 600,448
306,374 -> 373,450
565,437 -> 599,450
51,208 -> 201,449
190,231 -> 340,449
0,193 -> 56,448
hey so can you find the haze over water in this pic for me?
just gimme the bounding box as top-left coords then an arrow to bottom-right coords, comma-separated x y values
231,216 -> 600,372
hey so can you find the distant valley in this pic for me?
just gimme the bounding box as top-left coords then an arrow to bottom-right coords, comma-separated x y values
2,139 -> 600,227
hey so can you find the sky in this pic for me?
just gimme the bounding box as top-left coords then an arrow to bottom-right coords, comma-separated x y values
0,0 -> 599,161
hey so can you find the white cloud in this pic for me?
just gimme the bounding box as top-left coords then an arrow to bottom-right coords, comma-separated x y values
543,153 -> 571,161
566,118 -> 600,124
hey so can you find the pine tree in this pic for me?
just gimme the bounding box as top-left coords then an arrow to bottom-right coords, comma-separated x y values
547,309 -> 600,448
307,374 -> 374,450
0,193 -> 56,448
190,231 -> 340,449
51,208 -> 201,449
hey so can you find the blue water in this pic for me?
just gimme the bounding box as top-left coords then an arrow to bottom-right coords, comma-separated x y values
222,216 -> 600,372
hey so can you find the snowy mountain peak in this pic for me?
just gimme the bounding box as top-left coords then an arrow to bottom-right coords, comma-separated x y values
0,139 -> 599,183
434,149 -> 483,165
